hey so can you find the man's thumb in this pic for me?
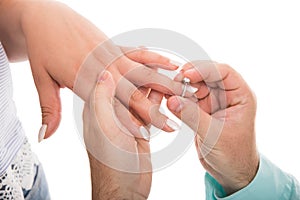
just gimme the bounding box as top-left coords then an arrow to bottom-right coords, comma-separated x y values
167,96 -> 210,139
34,72 -> 61,142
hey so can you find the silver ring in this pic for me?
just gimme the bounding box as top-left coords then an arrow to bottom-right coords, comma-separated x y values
181,77 -> 190,97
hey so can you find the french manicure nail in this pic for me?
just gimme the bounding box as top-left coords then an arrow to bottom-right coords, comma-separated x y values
166,119 -> 180,131
170,60 -> 182,67
186,85 -> 198,93
38,124 -> 47,143
139,126 -> 150,140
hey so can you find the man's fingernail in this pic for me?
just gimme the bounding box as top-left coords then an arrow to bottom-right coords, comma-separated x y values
170,60 -> 182,67
98,70 -> 110,83
186,85 -> 198,93
38,124 -> 47,143
139,126 -> 150,140
168,97 -> 183,113
166,119 -> 180,131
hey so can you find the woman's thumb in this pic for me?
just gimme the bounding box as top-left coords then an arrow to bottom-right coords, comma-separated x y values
31,68 -> 62,142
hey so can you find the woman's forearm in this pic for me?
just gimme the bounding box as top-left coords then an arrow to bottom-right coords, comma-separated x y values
0,0 -> 29,61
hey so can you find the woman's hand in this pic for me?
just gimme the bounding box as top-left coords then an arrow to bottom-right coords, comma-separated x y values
83,71 -> 153,199
167,61 -> 259,195
1,1 -> 196,140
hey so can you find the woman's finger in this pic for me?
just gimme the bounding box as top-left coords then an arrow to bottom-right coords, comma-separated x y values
114,73 -> 180,132
123,64 -> 198,97
120,46 -> 179,70
113,98 -> 150,141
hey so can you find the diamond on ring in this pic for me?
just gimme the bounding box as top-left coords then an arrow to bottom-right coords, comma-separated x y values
181,77 -> 191,97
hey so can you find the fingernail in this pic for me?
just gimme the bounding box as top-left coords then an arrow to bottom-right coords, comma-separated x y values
139,126 -> 150,140
170,60 -> 182,67
38,124 -> 47,143
186,85 -> 198,93
174,71 -> 184,81
168,97 -> 183,113
166,119 -> 180,131
98,70 -> 110,83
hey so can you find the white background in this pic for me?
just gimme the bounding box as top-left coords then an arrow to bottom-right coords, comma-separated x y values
10,0 -> 300,199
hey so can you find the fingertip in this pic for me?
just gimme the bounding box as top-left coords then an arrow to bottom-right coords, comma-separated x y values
183,69 -> 194,78
97,70 -> 111,84
169,60 -> 182,68
167,96 -> 183,113
165,119 -> 180,131
166,65 -> 179,71
183,69 -> 202,82
95,70 -> 115,99
174,71 -> 184,82
42,114 -> 61,141
38,124 -> 47,143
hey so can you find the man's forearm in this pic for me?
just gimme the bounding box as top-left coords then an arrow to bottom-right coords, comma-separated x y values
89,152 -> 121,200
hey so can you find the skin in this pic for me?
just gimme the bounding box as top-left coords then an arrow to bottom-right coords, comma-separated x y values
83,71 -> 155,199
0,0 -> 189,140
0,0 -> 259,198
0,0 -> 185,198
85,61 -> 259,198
167,61 -> 259,195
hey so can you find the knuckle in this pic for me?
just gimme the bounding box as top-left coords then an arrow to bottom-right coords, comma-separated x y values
141,66 -> 153,76
41,106 -> 61,119
139,67 -> 155,83
137,49 -> 147,60
218,63 -> 233,71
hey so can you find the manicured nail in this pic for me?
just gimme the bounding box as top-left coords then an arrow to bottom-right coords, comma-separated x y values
168,97 -> 183,113
174,71 -> 184,81
166,119 -> 180,131
38,124 -> 47,143
139,126 -> 150,140
98,70 -> 110,83
170,60 -> 182,67
186,85 -> 198,93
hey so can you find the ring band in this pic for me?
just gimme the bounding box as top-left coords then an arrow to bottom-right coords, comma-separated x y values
181,77 -> 190,97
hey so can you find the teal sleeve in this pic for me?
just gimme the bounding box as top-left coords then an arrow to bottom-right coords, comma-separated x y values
205,154 -> 300,200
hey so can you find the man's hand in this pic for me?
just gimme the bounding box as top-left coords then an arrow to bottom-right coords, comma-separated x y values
167,61 -> 259,195
83,70 -> 153,199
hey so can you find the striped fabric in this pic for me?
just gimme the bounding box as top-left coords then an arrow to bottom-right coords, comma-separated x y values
0,43 -> 25,176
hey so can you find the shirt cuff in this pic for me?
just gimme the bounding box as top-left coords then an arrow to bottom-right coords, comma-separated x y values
205,154 -> 294,200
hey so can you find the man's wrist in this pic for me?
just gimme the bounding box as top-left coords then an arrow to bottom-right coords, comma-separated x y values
222,153 -> 259,195
205,154 -> 295,199
88,153 -> 147,200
